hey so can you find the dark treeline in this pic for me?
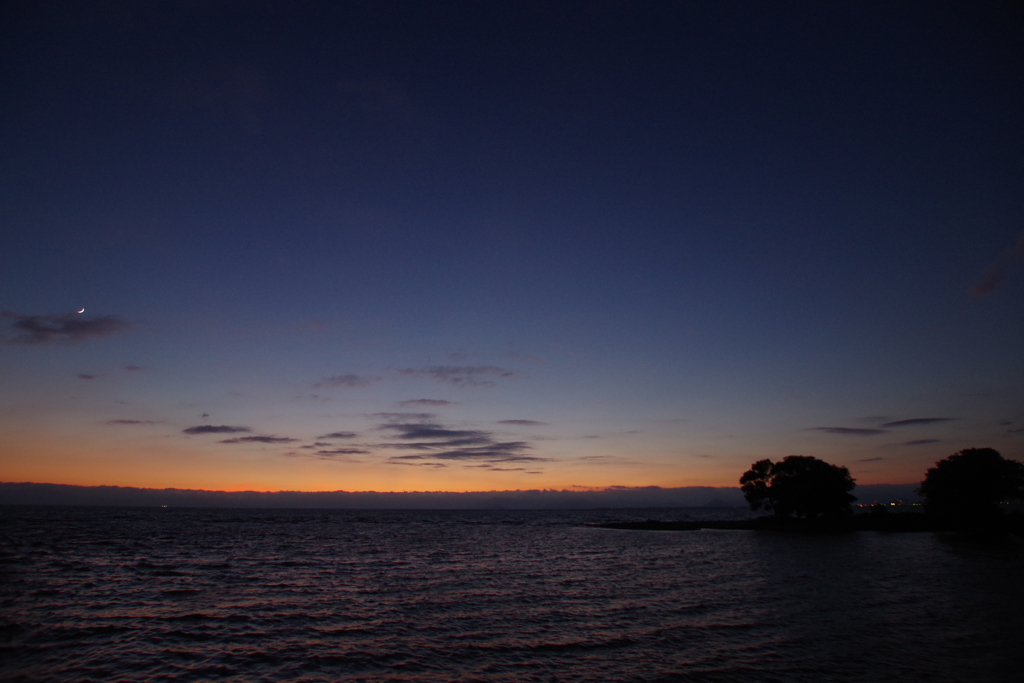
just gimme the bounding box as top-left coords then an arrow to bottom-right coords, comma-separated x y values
735,448 -> 1024,534
598,448 -> 1024,534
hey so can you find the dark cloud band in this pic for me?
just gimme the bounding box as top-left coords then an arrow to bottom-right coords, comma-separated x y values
183,425 -> 251,434
2,311 -> 134,345
881,418 -> 955,427
808,427 -> 887,435
218,436 -> 297,444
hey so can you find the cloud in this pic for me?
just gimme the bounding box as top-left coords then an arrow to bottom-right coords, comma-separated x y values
808,427 -> 887,435
970,234 -> 1024,297
106,419 -> 158,425
392,442 -> 541,462
314,374 -> 380,389
2,311 -> 134,345
283,447 -> 369,461
183,425 -> 251,435
370,412 -> 436,419
398,399 -> 456,407
380,423 -> 490,442
78,373 -> 98,380
377,419 -> 541,463
903,439 -> 940,446
388,461 -> 448,467
396,365 -> 521,388
318,431 -> 357,439
218,436 -> 297,444
316,448 -> 370,456
881,418 -> 956,427
498,419 -> 548,426
123,365 -> 143,371
858,457 -> 884,462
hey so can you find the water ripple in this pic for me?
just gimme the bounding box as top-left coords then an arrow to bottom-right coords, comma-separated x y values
1,507 -> 1022,682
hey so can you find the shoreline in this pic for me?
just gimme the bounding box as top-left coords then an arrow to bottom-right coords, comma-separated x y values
589,512 -> 1024,534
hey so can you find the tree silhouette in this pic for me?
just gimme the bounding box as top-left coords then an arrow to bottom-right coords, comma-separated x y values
917,448 -> 1024,527
740,455 -> 856,520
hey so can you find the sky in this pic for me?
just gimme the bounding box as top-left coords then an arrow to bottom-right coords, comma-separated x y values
1,0 -> 1022,495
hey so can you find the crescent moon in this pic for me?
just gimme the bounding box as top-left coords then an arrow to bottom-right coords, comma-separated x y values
77,308 -> 85,313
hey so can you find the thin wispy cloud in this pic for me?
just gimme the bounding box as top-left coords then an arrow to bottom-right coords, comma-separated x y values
380,423 -> 490,442
368,412 -> 435,421
881,418 -> 955,427
78,373 -> 98,380
316,448 -> 370,456
396,365 -> 521,388
314,373 -> 380,389
970,234 -> 1024,297
218,435 -> 297,444
398,399 -> 456,407
377,419 -> 541,463
1,311 -> 134,345
858,457 -> 884,462
183,425 -> 251,435
283,448 -> 367,461
903,439 -> 940,446
497,419 -> 547,426
391,443 -> 541,462
318,431 -> 357,439
808,427 -> 887,436
106,419 -> 159,425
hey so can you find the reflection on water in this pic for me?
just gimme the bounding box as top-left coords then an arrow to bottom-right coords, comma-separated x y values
1,507 -> 1021,682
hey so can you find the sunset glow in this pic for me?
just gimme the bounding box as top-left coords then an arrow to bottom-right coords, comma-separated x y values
2,1 -> 1021,497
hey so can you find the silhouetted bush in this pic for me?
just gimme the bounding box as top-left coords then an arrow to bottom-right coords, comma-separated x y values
739,455 -> 856,522
917,448 -> 1024,531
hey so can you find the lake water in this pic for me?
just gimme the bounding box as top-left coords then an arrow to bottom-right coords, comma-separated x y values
1,507 -> 1021,682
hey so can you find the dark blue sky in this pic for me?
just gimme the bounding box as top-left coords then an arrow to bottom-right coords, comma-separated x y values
2,1 -> 1022,492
